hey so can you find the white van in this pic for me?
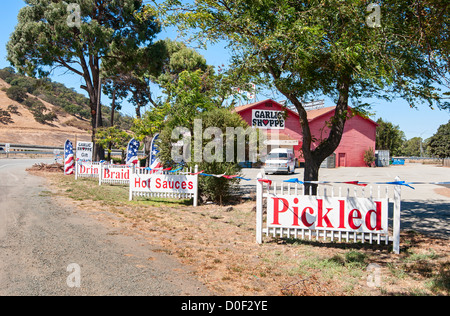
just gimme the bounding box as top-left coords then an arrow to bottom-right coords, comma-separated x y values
264,148 -> 296,174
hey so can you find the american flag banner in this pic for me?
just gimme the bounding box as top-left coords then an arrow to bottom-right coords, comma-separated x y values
149,133 -> 162,169
64,139 -> 74,175
126,138 -> 140,165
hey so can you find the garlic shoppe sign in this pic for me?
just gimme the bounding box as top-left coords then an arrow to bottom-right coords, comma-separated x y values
268,195 -> 388,234
76,141 -> 93,162
252,109 -> 285,129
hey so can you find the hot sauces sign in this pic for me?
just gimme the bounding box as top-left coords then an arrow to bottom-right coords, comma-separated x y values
252,109 -> 285,129
131,174 -> 197,194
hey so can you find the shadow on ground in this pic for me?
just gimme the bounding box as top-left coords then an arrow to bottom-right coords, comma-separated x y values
399,200 -> 450,239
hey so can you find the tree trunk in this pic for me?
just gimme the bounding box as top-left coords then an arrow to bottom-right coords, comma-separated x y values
281,73 -> 351,195
107,90 -> 116,161
144,135 -> 152,167
304,157 -> 320,195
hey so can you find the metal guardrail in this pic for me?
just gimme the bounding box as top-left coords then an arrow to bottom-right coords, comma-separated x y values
0,143 -> 144,156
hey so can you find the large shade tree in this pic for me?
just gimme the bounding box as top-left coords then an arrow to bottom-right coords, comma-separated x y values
7,0 -> 161,160
150,0 -> 449,193
428,120 -> 450,159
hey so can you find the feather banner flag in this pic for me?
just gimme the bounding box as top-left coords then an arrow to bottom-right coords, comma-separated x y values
149,133 -> 163,169
64,139 -> 74,175
126,138 -> 140,165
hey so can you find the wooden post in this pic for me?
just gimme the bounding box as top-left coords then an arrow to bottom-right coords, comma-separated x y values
129,166 -> 135,201
256,172 -> 264,244
193,165 -> 199,207
99,162 -> 103,185
393,176 -> 401,254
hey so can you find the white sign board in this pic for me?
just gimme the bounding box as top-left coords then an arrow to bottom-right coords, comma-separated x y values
76,162 -> 100,178
100,165 -> 131,185
131,173 -> 197,194
252,109 -> 285,129
5,143 -> 10,153
267,195 -> 388,234
76,141 -> 93,162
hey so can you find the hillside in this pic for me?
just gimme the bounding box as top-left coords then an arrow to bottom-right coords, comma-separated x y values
0,78 -> 91,146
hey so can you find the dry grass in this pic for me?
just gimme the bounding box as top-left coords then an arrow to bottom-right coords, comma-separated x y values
34,171 -> 450,296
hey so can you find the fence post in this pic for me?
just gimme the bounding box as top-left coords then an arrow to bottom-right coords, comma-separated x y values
129,166 -> 135,201
256,172 -> 264,244
193,165 -> 198,207
393,176 -> 401,254
75,160 -> 78,180
99,162 -> 103,186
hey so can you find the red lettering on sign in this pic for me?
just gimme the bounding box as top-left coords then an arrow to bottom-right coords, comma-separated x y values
338,200 -> 346,229
365,201 -> 383,231
317,199 -> 333,228
271,197 -> 289,225
348,209 -> 362,230
301,207 -> 314,227
293,198 -> 300,226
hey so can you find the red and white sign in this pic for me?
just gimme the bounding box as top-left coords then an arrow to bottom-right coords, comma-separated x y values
267,195 -> 388,234
131,174 -> 196,194
129,167 -> 199,206
77,163 -> 100,177
103,166 -> 130,180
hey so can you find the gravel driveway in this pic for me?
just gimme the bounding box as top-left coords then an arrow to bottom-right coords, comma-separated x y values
0,159 -> 210,296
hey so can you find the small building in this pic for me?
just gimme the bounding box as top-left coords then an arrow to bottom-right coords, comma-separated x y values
234,99 -> 378,167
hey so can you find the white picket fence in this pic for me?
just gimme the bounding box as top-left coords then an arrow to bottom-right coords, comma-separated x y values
129,165 -> 199,206
256,173 -> 402,254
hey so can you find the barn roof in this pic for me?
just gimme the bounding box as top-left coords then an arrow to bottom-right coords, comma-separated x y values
233,99 -> 378,126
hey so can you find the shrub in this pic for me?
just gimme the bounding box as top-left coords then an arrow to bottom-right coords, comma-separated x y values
23,96 -> 57,124
32,110 -> 57,124
6,86 -> 27,103
7,104 -> 20,115
363,147 -> 376,167
0,109 -> 12,124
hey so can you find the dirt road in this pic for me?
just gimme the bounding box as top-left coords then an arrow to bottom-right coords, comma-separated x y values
0,159 -> 210,296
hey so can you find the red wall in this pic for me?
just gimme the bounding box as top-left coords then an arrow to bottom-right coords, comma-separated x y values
236,100 -> 376,167
308,111 -> 376,167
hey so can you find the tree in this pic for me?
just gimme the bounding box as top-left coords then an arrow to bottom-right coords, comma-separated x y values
402,137 -> 424,157
159,107 -> 249,204
7,0 -> 161,160
95,126 -> 132,163
132,41 -> 237,166
375,118 -> 406,156
6,86 -> 27,103
428,120 -> 450,159
151,0 -> 450,194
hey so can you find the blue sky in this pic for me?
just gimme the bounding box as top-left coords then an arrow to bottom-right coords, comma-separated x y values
1,0 -> 449,140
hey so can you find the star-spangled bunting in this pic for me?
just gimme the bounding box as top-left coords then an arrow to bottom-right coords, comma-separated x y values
78,156 -> 448,190
126,138 -> 140,165
64,140 -> 74,175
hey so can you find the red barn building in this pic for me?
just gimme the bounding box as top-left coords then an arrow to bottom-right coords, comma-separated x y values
234,99 -> 377,167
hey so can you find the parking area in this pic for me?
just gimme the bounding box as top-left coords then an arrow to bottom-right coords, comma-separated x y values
239,164 -> 450,239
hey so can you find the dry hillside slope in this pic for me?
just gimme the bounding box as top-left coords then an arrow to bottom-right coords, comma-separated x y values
0,78 -> 91,146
